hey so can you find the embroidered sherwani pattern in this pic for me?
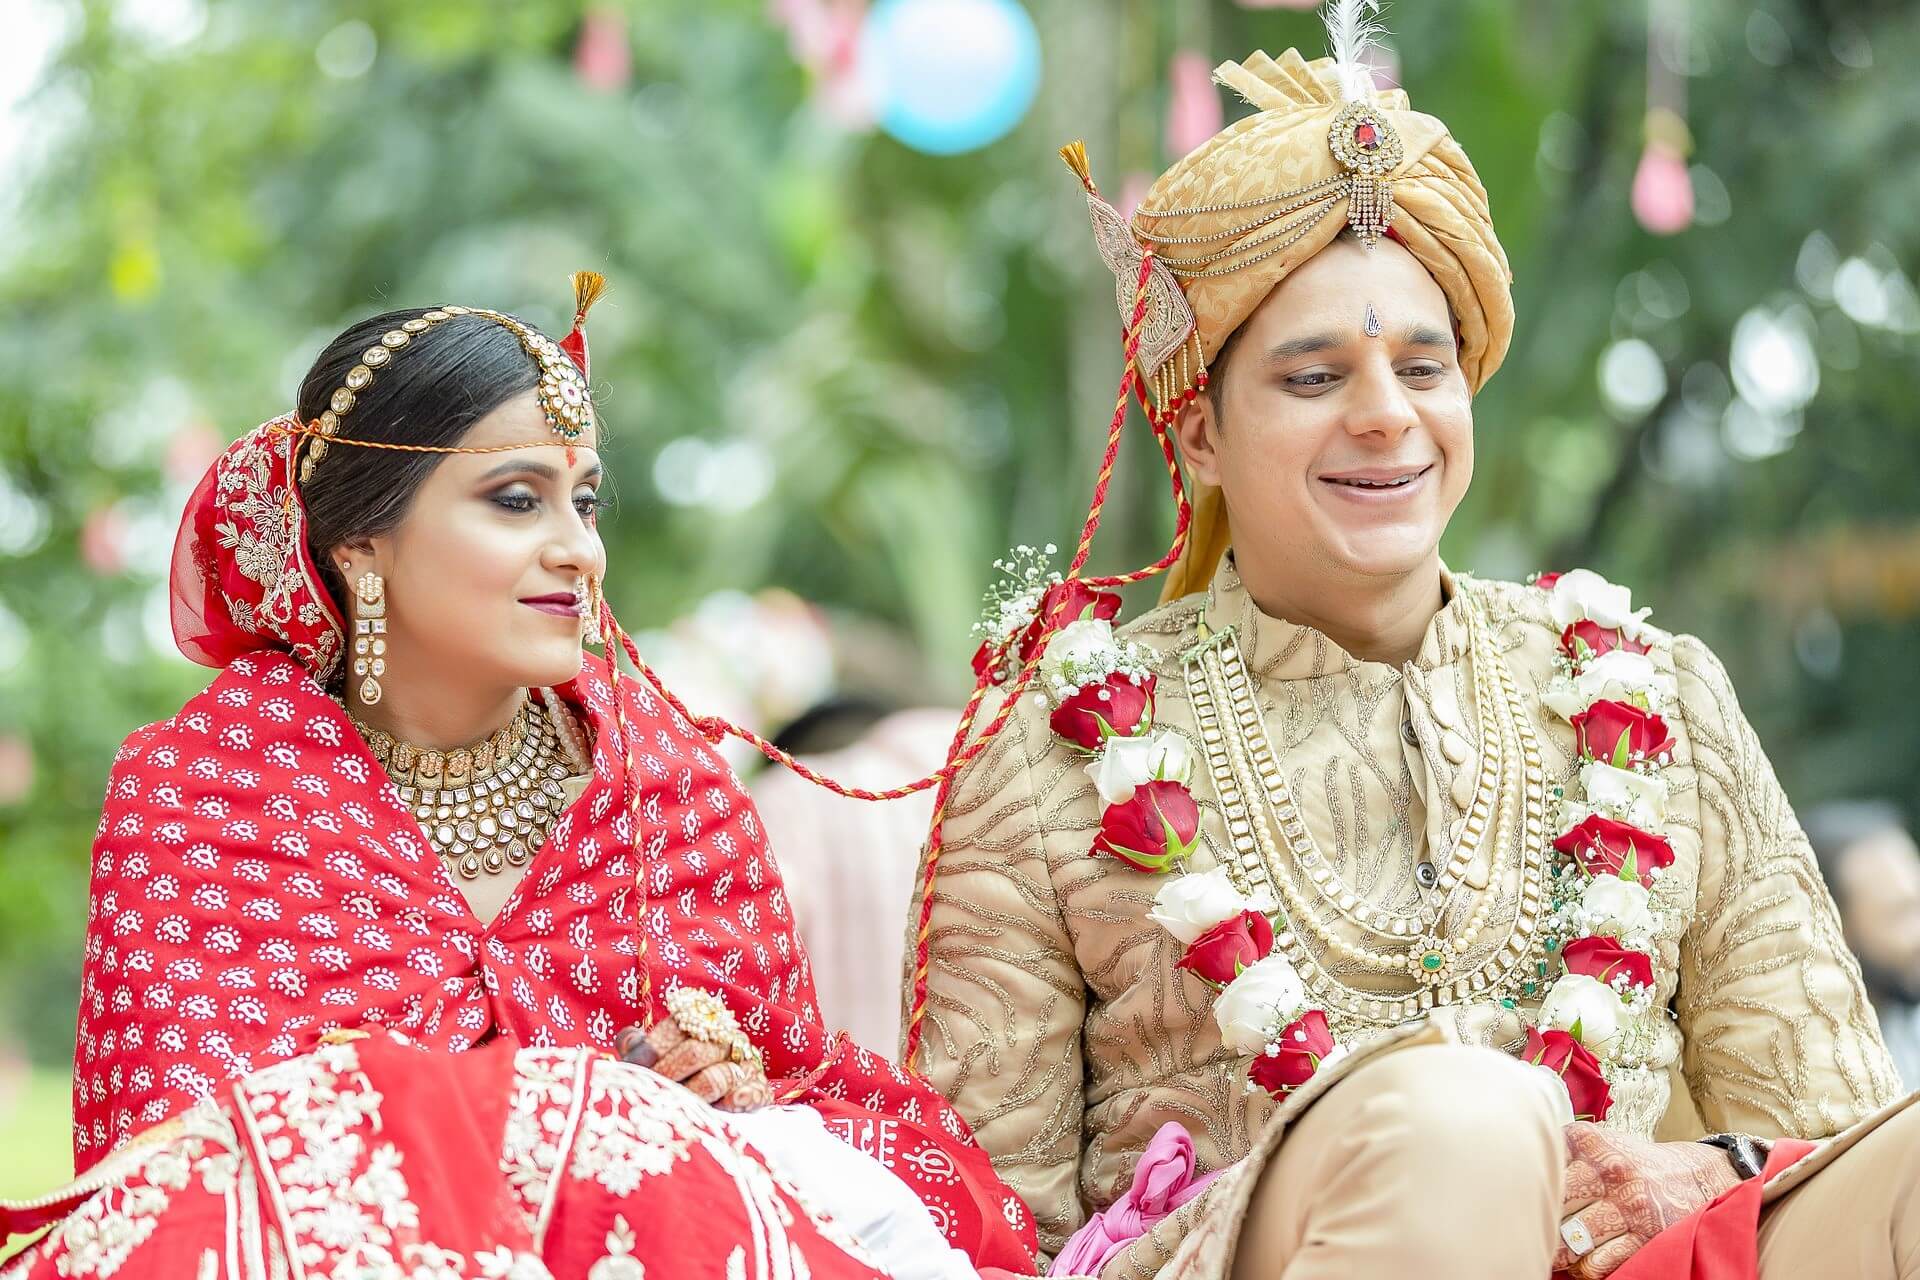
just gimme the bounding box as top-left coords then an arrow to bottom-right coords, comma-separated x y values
915,558 -> 1901,1261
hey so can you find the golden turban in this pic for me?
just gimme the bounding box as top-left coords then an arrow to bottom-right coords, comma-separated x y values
1067,46 -> 1515,601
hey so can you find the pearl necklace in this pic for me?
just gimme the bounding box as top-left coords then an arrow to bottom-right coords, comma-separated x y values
1183,593 -> 1549,1033
345,690 -> 594,880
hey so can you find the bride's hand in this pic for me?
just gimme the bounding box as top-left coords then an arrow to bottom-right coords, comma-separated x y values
614,1021 -> 773,1111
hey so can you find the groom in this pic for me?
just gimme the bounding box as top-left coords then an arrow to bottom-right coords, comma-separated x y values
909,36 -> 1915,1280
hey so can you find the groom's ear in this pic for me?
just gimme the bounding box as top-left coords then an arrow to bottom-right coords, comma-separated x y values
1172,395 -> 1223,489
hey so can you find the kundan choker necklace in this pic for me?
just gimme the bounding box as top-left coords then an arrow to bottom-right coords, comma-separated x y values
343,690 -> 592,879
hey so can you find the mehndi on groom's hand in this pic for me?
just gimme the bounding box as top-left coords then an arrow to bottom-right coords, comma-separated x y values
1553,1122 -> 1742,1279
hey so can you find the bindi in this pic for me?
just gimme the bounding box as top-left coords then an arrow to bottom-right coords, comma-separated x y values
1363,302 -> 1383,338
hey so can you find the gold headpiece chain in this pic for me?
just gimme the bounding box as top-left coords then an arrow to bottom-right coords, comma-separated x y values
297,274 -> 605,484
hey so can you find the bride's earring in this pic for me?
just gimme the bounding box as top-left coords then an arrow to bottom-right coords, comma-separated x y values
351,570 -> 388,705
581,573 -> 605,647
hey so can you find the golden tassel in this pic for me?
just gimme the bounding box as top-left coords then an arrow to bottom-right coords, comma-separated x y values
1059,140 -> 1095,194
570,270 -> 608,321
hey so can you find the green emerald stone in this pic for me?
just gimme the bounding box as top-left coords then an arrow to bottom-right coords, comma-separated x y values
1523,982 -> 1538,996
1420,951 -> 1445,972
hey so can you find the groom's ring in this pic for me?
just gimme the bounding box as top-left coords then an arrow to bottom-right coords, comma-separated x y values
1559,1216 -> 1596,1258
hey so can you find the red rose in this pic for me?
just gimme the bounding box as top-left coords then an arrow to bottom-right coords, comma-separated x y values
1522,1027 -> 1613,1121
1559,619 -> 1651,665
971,640 -> 1005,685
1571,699 -> 1675,766
1049,672 -> 1156,752
1247,1009 -> 1337,1097
1092,779 -> 1199,873
1534,571 -> 1564,590
1559,936 -> 1655,992
1017,580 -> 1123,666
1552,814 -> 1675,884
1176,910 -> 1275,984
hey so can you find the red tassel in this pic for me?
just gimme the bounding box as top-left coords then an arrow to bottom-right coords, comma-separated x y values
561,270 -> 607,379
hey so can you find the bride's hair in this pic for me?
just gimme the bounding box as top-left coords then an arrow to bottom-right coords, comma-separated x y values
297,308 -> 540,618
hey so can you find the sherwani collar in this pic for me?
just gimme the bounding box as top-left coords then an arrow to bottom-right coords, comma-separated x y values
1200,553 -> 1473,681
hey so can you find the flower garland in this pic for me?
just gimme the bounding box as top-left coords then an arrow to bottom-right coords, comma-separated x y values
987,556 -> 1682,1115
985,551 -> 1341,1101
1524,568 -> 1679,1122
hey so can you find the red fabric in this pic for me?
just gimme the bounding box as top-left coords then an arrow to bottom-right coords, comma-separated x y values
1599,1139 -> 1817,1280
167,419 -> 349,683
73,647 -> 1035,1268
13,1034 -> 894,1278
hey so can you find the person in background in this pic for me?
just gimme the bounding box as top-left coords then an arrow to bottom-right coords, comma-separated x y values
752,695 -> 956,1060
1805,800 -> 1920,1089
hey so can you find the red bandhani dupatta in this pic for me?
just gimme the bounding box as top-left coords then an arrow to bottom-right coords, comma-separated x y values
67,421 -> 1038,1271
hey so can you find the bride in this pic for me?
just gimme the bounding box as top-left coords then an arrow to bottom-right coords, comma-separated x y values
2,277 -> 1034,1279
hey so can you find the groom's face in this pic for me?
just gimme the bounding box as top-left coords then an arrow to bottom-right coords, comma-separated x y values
1174,236 -> 1473,584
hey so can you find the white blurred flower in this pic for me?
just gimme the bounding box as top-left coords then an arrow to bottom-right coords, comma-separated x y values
1148,866 -> 1271,944
1546,569 -> 1652,637
1045,618 -> 1115,668
1539,972 -> 1624,1058
1582,761 -> 1669,828
1573,875 -> 1657,946
1086,729 -> 1196,805
1214,953 -> 1307,1054
1542,650 -> 1677,720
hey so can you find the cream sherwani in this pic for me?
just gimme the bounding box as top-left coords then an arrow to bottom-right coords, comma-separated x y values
913,558 -> 1907,1276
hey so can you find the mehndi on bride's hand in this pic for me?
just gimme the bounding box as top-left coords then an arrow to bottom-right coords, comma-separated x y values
615,1021 -> 773,1111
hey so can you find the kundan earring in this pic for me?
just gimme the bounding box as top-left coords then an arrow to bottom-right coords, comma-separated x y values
351,570 -> 389,705
581,573 -> 605,647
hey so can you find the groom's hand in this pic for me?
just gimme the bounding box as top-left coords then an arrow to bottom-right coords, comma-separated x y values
1552,1123 -> 1742,1279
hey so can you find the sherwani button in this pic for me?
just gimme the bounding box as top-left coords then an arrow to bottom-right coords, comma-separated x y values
1401,719 -> 1419,747
1415,860 -> 1440,889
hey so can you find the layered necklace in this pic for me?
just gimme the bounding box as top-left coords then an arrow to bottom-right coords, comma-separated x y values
345,688 -> 594,880
1182,593 -> 1549,1036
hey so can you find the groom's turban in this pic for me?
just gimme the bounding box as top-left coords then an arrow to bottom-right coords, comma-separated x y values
1067,49 -> 1515,600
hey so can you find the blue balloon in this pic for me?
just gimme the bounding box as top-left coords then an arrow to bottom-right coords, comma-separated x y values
859,0 -> 1042,156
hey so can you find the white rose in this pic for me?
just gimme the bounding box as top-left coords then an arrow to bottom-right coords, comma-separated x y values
1528,1065 -> 1579,1128
1086,729 -> 1195,805
1042,618 -> 1117,686
1538,972 -> 1623,1057
1148,867 -> 1272,944
1576,874 -> 1657,943
1543,651 -> 1677,720
1547,569 -> 1652,636
1582,761 -> 1669,827
1213,953 -> 1307,1054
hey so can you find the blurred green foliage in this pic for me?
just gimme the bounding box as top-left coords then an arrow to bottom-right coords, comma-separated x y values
4,0 -> 1920,1080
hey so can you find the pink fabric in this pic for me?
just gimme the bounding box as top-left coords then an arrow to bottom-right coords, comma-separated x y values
1049,1122 -> 1224,1277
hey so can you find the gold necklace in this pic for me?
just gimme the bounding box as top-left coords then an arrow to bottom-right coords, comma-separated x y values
345,695 -> 584,880
1183,593 -> 1549,1033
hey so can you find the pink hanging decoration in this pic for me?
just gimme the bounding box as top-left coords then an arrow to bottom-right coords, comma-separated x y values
1631,140 -> 1693,235
81,504 -> 127,577
1634,0 -> 1693,235
1165,51 -> 1224,158
1117,172 -> 1151,227
0,733 -> 32,806
573,8 -> 631,91
771,0 -> 873,127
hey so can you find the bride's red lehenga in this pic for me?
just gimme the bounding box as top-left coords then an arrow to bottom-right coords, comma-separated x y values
2,330 -> 1035,1275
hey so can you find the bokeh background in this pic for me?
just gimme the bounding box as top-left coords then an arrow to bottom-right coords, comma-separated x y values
5,0 -> 1920,1196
